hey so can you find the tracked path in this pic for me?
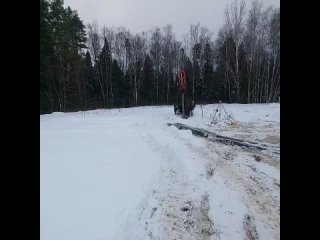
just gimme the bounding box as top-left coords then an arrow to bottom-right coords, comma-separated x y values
127,113 -> 279,240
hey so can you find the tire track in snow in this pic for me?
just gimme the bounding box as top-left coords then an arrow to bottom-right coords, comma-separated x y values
135,123 -> 219,240
131,119 -> 279,240
184,139 -> 279,240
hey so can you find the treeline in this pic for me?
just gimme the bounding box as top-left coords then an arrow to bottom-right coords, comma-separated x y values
40,0 -> 280,113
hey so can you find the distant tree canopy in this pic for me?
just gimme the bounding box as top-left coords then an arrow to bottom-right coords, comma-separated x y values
40,0 -> 280,113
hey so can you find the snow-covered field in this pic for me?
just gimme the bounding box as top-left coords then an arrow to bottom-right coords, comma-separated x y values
40,103 -> 280,240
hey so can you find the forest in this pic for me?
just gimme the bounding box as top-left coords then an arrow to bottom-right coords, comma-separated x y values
40,0 -> 280,113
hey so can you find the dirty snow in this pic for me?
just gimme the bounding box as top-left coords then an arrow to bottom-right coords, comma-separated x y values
40,103 -> 280,240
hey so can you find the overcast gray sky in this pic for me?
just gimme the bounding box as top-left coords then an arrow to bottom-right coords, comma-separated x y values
64,0 -> 280,40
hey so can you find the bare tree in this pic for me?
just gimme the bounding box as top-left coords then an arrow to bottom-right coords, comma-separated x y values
131,33 -> 147,106
244,0 -> 262,103
162,24 -> 175,104
187,23 -> 213,100
101,25 -> 116,57
87,21 -> 101,62
225,0 -> 246,102
87,21 -> 106,107
149,27 -> 162,104
113,27 -> 131,72
267,8 -> 280,102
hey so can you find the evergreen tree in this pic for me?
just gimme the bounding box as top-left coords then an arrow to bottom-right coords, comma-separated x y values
97,37 -> 113,108
40,0 -> 53,113
141,55 -> 155,105
203,43 -> 214,102
84,51 -> 97,107
40,0 -> 87,112
192,43 -> 202,102
112,60 -> 125,107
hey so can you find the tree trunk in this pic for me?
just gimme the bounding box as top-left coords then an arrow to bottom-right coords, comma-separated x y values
134,74 -> 138,106
97,65 -> 106,108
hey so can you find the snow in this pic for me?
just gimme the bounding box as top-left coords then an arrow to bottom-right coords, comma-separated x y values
206,173 -> 248,240
41,111 -> 162,240
41,103 -> 280,240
